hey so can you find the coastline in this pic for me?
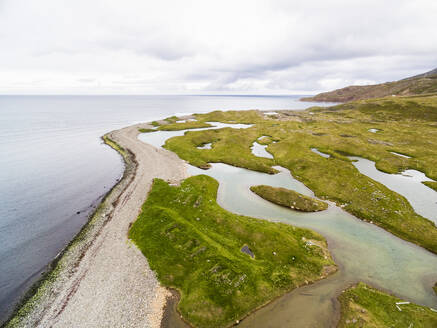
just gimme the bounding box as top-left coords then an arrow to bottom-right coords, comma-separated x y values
4,122 -> 187,327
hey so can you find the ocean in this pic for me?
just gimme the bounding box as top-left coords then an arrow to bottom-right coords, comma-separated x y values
0,95 -> 328,321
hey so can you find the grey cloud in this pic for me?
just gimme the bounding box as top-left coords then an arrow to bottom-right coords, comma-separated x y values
0,0 -> 436,94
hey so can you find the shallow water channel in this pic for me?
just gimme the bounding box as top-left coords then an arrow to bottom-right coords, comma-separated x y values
349,156 -> 437,223
140,128 -> 437,328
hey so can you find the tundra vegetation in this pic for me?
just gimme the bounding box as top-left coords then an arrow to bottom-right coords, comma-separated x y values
158,121 -> 212,131
250,185 -> 328,212
423,181 -> 437,192
302,67 -> 437,102
161,95 -> 437,255
129,175 -> 335,328
138,128 -> 156,133
337,283 -> 437,327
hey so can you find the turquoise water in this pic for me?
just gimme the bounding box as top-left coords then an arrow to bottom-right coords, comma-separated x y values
0,95 -> 324,322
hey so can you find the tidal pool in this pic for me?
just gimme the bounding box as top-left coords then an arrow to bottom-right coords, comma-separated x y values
197,142 -> 212,149
140,128 -> 437,328
311,148 -> 330,158
251,141 -> 273,159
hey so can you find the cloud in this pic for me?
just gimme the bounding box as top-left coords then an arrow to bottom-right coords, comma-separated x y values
0,0 -> 436,94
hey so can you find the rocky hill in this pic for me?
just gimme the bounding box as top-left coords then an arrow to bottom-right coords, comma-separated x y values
302,68 -> 437,102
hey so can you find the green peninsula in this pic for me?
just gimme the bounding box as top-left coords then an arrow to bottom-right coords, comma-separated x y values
129,175 -> 335,328
338,283 -> 437,327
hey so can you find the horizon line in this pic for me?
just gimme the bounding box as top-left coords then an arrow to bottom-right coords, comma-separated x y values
0,93 -> 315,97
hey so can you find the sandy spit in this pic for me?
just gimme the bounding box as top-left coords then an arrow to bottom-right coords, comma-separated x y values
6,123 -> 187,328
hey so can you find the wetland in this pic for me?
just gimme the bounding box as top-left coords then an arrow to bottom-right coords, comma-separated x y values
135,96 -> 437,327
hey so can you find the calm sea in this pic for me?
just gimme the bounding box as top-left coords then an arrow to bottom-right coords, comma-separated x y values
0,95 -> 329,322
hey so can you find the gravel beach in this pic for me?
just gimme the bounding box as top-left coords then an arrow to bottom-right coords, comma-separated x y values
7,123 -> 187,327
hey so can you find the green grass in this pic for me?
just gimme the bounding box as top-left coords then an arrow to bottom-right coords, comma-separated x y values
129,175 -> 335,328
165,127 -> 277,173
138,128 -> 156,133
256,136 -> 276,145
337,282 -> 437,327
158,121 -> 212,131
161,96 -> 437,254
165,115 -> 179,122
423,181 -> 437,192
250,185 -> 328,212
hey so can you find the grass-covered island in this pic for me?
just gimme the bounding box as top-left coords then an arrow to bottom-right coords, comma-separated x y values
129,175 -> 336,328
337,283 -> 437,327
250,185 -> 328,212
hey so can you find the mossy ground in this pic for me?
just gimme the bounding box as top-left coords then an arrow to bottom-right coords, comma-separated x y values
129,175 -> 335,328
250,185 -> 328,212
102,134 -> 128,157
138,128 -> 156,133
423,181 -> 437,192
161,96 -> 437,254
256,135 -> 277,145
337,282 -> 437,327
158,121 -> 212,131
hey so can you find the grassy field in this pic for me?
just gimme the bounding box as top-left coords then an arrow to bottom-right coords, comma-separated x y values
159,96 -> 437,254
129,175 -> 335,328
337,282 -> 437,327
250,185 -> 328,212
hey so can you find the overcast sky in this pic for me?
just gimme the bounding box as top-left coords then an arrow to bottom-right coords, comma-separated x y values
0,0 -> 436,95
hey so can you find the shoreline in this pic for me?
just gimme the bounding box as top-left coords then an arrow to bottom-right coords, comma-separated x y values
4,122 -> 187,327
5,118 -> 339,328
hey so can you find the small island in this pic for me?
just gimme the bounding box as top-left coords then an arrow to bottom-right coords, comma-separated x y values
250,185 -> 328,212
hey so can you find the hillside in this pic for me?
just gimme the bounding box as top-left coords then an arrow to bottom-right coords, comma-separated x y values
302,68 -> 437,102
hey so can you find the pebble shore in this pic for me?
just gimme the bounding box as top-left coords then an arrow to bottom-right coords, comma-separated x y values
6,123 -> 187,327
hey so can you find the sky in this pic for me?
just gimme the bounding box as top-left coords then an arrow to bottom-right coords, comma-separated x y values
0,0 -> 436,95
